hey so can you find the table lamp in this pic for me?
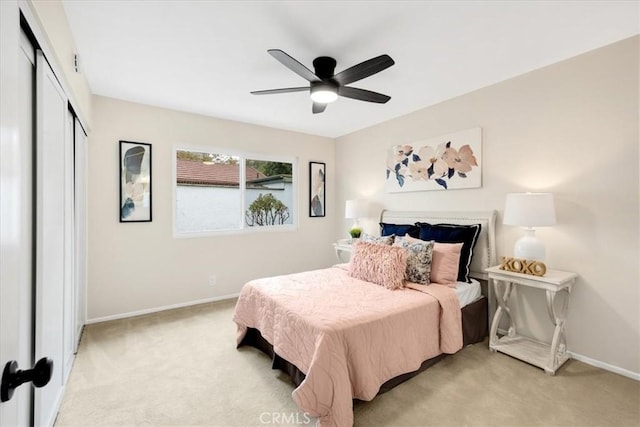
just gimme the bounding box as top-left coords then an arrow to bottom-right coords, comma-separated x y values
503,192 -> 556,262
345,199 -> 367,239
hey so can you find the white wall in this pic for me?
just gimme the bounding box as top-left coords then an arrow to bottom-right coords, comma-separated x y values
335,37 -> 639,375
29,0 -> 92,127
88,96 -> 335,320
176,186 -> 241,233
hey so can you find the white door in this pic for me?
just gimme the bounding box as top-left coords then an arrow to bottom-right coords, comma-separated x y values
34,50 -> 69,427
62,111 -> 75,382
74,120 -> 88,351
0,4 -> 35,425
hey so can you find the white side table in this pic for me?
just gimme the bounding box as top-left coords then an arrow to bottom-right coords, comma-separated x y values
333,239 -> 354,263
485,265 -> 578,375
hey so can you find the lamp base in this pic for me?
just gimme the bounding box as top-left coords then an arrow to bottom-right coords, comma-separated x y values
513,228 -> 546,262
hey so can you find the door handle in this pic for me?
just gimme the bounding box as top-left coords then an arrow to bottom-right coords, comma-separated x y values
1,358 -> 53,402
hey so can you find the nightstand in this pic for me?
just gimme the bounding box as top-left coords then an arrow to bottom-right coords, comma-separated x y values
333,239 -> 354,263
485,265 -> 578,375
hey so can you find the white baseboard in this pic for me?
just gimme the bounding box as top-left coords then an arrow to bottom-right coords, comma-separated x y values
569,351 -> 640,381
85,293 -> 240,325
495,328 -> 639,381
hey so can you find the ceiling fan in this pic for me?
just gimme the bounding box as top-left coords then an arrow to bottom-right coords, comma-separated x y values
251,49 -> 395,114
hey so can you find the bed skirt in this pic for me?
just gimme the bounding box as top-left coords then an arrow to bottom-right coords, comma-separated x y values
238,295 -> 488,395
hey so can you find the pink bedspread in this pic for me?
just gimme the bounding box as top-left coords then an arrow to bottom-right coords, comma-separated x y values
233,264 -> 462,426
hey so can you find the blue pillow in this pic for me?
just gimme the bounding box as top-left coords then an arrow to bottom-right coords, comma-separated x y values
415,223 -> 481,283
380,223 -> 420,238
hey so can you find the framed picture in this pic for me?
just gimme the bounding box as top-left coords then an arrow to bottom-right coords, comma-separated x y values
119,140 -> 152,222
309,161 -> 325,217
385,127 -> 482,193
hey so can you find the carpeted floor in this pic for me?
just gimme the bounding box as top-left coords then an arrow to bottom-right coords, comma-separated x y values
55,299 -> 639,426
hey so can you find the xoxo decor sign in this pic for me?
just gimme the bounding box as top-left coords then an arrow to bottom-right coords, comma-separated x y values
499,256 -> 547,277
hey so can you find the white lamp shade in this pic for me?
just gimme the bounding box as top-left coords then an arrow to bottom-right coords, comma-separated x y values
503,193 -> 556,227
345,199 -> 368,219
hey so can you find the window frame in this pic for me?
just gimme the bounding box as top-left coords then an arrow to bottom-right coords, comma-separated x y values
172,145 -> 298,238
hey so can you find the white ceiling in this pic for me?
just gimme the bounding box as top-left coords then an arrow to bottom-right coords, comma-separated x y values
62,1 -> 638,138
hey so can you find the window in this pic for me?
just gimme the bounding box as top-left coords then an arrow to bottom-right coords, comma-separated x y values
245,159 -> 293,227
174,148 -> 296,236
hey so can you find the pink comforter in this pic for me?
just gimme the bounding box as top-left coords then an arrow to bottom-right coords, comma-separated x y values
233,264 -> 462,426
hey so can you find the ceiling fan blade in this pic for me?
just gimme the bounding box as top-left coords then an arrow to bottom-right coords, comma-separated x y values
333,54 -> 395,86
338,86 -> 391,103
312,102 -> 327,114
268,49 -> 319,82
251,87 -> 309,95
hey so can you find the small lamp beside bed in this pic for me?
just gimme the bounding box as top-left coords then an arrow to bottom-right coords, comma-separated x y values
503,192 -> 556,262
345,199 -> 368,240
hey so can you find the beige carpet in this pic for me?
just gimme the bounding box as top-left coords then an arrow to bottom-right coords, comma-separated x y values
55,299 -> 639,427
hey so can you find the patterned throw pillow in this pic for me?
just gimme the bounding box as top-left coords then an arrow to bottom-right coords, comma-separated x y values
394,236 -> 435,285
360,233 -> 395,245
348,241 -> 407,290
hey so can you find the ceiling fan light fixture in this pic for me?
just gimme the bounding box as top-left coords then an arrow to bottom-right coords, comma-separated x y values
310,84 -> 338,104
251,50 -> 394,113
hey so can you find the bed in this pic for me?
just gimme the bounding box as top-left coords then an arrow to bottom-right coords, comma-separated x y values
233,210 -> 497,426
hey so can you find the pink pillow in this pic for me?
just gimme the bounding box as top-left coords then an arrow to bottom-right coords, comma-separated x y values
430,242 -> 463,287
349,241 -> 407,290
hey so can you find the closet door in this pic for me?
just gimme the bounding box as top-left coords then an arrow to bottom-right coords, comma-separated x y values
62,111 -> 75,382
34,50 -> 68,427
74,120 -> 88,351
0,10 -> 34,426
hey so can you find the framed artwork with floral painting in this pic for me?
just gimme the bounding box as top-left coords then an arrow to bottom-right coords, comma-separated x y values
385,127 -> 481,192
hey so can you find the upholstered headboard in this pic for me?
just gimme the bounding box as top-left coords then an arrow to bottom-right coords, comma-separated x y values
379,210 -> 497,281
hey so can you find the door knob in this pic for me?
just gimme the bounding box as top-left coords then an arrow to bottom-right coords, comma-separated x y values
1,358 -> 53,402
